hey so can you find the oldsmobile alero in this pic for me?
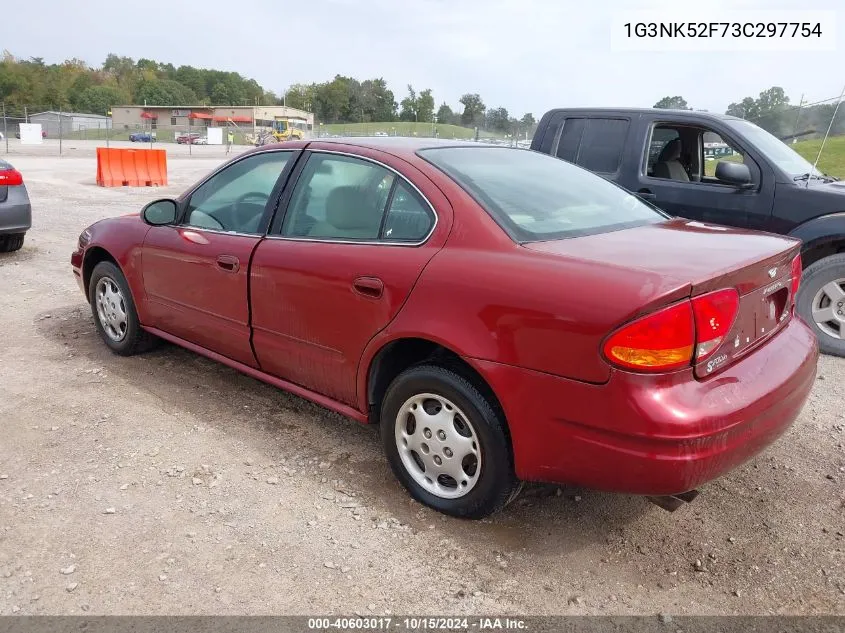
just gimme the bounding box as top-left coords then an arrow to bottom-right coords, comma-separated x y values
71,138 -> 819,518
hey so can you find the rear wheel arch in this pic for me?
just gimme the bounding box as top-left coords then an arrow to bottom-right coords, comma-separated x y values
364,337 -> 509,438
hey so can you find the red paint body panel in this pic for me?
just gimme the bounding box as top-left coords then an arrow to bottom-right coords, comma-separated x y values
70,138 -> 820,498
250,239 -> 442,404
142,226 -> 259,367
473,315 -> 817,491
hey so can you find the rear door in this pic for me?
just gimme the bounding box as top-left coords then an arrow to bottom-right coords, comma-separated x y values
250,148 -> 449,405
142,149 -> 297,366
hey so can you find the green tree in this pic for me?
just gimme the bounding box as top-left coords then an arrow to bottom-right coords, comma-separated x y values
520,113 -> 535,128
210,82 -> 231,105
485,106 -> 510,132
399,84 -> 418,121
437,103 -> 455,125
653,96 -> 689,109
75,85 -> 126,114
459,93 -> 485,126
417,88 -> 435,122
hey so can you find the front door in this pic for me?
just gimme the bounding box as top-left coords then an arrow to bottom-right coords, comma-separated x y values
142,150 -> 296,366
250,150 -> 444,405
635,122 -> 774,231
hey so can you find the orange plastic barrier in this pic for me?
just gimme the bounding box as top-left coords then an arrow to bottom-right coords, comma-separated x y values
96,147 -> 168,188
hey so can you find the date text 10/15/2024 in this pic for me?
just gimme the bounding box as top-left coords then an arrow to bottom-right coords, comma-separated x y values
307,617 -> 528,631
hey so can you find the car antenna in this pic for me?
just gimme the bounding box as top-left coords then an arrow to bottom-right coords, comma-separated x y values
807,82 -> 845,188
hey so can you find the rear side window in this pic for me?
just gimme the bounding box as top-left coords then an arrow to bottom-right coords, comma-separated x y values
576,118 -> 629,173
555,118 -> 585,163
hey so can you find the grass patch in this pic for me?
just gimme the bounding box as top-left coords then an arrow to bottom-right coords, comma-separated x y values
317,121 -> 504,140
791,134 -> 845,179
703,135 -> 845,179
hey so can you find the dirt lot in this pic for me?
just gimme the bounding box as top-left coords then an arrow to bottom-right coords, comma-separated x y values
0,150 -> 843,616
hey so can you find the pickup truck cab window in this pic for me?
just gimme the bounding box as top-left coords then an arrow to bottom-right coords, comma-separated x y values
553,117 -> 629,174
724,119 -> 819,178
644,123 -> 760,189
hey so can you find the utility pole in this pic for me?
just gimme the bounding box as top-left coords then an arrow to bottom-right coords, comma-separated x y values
792,93 -> 805,140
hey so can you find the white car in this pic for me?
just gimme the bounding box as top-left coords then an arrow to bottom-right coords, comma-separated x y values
195,136 -> 208,145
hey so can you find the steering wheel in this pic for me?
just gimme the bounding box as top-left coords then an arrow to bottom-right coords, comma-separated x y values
234,191 -> 271,207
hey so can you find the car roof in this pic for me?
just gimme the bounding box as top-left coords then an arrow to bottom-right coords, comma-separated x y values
541,107 -> 742,121
248,136 -> 503,162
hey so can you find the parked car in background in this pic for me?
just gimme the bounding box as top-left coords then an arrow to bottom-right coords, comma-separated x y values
129,132 -> 156,142
532,107 -> 845,356
176,132 -> 201,144
0,158 -> 31,252
71,138 -> 818,518
194,136 -> 209,145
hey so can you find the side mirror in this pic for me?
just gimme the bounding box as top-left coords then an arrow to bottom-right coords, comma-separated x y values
142,199 -> 178,226
715,161 -> 753,189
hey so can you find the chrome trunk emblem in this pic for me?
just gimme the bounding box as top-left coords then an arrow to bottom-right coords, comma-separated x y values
768,267 -> 778,278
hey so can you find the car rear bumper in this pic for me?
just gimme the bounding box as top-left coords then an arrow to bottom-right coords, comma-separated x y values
473,315 -> 819,495
0,186 -> 32,234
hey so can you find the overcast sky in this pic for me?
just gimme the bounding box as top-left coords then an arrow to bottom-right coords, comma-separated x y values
3,0 -> 842,117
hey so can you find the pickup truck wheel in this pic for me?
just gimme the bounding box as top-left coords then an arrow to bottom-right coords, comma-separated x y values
89,261 -> 157,356
796,253 -> 845,357
380,364 -> 519,519
0,233 -> 24,253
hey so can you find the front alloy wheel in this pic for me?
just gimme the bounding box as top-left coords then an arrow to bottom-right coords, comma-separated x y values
95,276 -> 128,342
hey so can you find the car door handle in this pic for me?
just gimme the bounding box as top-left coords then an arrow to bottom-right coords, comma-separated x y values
636,190 -> 657,201
216,255 -> 240,273
353,276 -> 384,299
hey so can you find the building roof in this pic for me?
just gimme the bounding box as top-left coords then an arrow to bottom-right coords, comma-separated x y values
30,111 -> 110,119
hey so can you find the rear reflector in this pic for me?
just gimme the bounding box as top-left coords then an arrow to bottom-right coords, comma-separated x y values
603,301 -> 695,372
0,168 -> 23,186
790,253 -> 802,297
691,289 -> 740,361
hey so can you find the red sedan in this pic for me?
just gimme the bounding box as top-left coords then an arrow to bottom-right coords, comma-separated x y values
71,138 -> 818,518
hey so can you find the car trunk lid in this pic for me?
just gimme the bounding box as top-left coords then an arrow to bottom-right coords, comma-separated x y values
523,218 -> 802,377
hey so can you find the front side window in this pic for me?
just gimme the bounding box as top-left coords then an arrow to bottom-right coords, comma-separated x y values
184,151 -> 292,234
281,153 -> 431,242
724,118 -> 817,177
422,146 -> 664,242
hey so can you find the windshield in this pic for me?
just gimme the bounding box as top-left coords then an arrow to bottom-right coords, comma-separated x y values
420,146 -> 665,242
724,119 -> 818,176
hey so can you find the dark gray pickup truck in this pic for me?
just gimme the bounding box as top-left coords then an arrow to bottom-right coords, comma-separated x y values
531,107 -> 845,356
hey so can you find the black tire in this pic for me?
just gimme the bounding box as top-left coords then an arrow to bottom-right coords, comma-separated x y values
380,364 -> 519,519
0,233 -> 24,253
796,253 -> 845,357
88,261 -> 157,356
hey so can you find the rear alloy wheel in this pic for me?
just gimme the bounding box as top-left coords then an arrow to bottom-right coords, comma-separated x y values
0,233 -> 24,253
89,261 -> 157,356
380,365 -> 519,518
796,253 -> 845,357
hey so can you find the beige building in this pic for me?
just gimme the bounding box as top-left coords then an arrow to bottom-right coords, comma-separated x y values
111,105 -> 314,138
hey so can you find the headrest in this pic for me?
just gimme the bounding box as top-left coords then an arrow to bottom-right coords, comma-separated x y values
326,187 -> 379,231
657,138 -> 682,162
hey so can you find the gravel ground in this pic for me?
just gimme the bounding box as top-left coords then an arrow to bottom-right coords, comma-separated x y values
0,152 -> 843,616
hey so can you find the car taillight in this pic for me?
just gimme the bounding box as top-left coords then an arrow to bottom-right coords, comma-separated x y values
0,168 -> 23,186
691,289 -> 740,361
603,301 -> 695,372
790,253 -> 802,297
604,289 -> 740,372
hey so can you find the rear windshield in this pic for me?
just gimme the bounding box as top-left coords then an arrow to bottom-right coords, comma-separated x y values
420,146 -> 665,242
